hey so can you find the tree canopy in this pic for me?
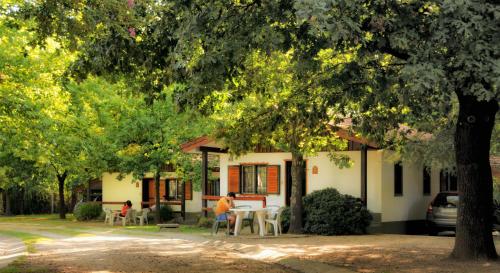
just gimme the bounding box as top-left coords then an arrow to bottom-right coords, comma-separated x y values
5,0 -> 500,260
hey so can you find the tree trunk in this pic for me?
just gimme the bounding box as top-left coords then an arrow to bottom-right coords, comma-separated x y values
69,188 -> 77,213
87,180 -> 91,202
51,191 -> 54,214
5,188 -> 11,215
289,152 -> 305,233
0,189 -> 4,215
19,187 -> 24,215
57,171 -> 68,219
154,170 -> 161,224
451,94 -> 498,260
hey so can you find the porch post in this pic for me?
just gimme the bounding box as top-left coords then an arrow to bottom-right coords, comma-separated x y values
361,144 -> 367,206
181,182 -> 186,220
201,150 -> 208,217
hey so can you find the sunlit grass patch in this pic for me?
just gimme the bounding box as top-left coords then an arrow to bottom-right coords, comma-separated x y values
123,225 -> 159,232
37,227 -> 95,237
0,230 -> 51,253
0,214 -> 76,224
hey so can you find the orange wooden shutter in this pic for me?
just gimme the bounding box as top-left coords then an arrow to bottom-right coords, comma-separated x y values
184,181 -> 193,200
160,179 -> 166,199
148,179 -> 155,201
267,165 -> 280,194
228,166 -> 240,193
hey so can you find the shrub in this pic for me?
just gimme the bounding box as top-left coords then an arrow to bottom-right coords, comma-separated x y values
280,206 -> 290,233
74,202 -> 102,221
197,216 -> 214,228
159,205 -> 174,222
303,188 -> 372,235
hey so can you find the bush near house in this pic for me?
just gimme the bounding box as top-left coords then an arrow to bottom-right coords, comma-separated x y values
73,202 -> 102,221
196,216 -> 214,228
303,188 -> 372,235
280,206 -> 291,233
159,205 -> 174,222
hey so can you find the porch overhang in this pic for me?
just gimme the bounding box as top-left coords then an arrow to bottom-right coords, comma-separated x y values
180,136 -> 227,154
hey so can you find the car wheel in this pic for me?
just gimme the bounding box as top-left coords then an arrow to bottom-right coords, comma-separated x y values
428,226 -> 438,236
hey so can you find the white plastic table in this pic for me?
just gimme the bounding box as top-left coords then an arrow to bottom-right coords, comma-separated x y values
230,208 -> 268,236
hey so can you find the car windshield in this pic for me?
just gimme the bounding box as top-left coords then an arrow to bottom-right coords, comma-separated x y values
433,193 -> 459,207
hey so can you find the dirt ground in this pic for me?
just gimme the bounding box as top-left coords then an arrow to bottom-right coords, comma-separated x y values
2,223 -> 500,273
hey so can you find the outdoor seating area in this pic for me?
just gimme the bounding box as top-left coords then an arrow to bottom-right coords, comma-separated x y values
211,203 -> 286,237
103,208 -> 151,226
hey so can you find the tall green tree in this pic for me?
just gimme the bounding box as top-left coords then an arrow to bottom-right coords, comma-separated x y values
111,87 -> 210,223
293,0 -> 499,259
208,50 -> 350,232
0,10 -> 118,218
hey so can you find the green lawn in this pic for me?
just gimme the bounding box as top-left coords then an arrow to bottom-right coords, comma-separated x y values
0,214 -> 210,236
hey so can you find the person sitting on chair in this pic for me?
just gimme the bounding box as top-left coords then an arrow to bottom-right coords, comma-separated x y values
215,192 -> 236,232
120,200 -> 132,217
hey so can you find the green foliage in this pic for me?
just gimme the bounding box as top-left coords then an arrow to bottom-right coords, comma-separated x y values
494,177 -> 500,202
303,188 -> 372,235
196,216 -> 214,228
159,205 -> 174,222
280,206 -> 291,234
73,202 -> 102,221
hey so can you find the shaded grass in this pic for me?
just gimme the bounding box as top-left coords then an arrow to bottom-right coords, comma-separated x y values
0,230 -> 50,253
178,225 -> 210,234
0,257 -> 52,273
0,214 -> 76,223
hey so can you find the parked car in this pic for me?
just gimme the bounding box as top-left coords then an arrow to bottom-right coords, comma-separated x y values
427,192 -> 500,235
426,191 -> 459,235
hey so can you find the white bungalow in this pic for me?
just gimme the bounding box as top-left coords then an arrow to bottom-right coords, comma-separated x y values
181,133 -> 456,234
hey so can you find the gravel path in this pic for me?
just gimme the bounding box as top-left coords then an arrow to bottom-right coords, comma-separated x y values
1,224 -> 500,273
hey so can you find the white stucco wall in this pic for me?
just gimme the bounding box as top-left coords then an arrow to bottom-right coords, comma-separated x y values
102,172 -> 201,213
186,191 -> 202,213
367,150 -> 383,214
102,173 -> 142,211
380,151 -> 438,222
307,151 -> 361,197
217,149 -> 440,223
219,151 -> 381,212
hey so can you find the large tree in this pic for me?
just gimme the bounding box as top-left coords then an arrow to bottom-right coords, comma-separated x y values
21,0 -> 499,259
0,12 -> 120,218
110,88 -> 210,223
208,50 -> 350,232
293,0 -> 499,259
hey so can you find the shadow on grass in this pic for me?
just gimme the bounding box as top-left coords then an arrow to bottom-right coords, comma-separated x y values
0,257 -> 53,273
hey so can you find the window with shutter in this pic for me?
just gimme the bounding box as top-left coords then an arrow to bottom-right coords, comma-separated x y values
184,181 -> 193,200
266,165 -> 280,194
228,166 -> 240,193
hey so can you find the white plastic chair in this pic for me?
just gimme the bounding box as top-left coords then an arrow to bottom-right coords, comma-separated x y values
118,209 -> 136,226
103,208 -> 115,225
136,208 -> 150,226
235,205 -> 255,233
264,206 -> 285,236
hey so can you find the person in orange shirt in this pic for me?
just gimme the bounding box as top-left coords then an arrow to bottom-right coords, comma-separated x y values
215,192 -> 236,231
120,200 -> 132,217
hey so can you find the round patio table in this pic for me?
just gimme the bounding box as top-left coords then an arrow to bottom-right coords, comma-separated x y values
229,208 -> 268,236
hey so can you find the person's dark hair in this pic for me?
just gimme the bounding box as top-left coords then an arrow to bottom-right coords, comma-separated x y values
126,200 -> 132,207
227,192 -> 236,198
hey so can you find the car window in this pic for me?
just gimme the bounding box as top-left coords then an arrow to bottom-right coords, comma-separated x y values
433,193 -> 459,207
446,196 -> 459,206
